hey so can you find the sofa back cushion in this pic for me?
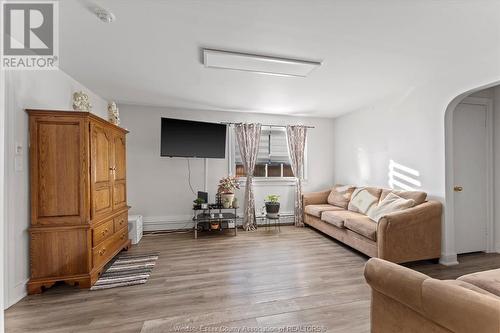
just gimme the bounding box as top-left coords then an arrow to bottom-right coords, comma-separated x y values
348,187 -> 382,215
327,184 -> 356,209
368,192 -> 416,222
380,189 -> 427,206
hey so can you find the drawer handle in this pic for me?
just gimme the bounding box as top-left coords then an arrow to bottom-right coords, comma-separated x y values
120,233 -> 126,240
101,228 -> 108,236
99,248 -> 106,256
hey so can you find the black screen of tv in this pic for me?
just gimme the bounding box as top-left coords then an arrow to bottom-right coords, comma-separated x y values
160,118 -> 227,158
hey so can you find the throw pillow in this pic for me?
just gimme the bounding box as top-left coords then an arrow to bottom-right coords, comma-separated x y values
327,185 -> 356,209
368,192 -> 416,222
348,187 -> 380,215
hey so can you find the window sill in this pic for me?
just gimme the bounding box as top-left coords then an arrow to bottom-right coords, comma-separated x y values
237,177 -> 307,187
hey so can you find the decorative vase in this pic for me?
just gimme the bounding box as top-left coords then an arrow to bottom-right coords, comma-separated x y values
221,193 -> 234,208
232,197 -> 239,209
108,101 -> 120,125
72,91 -> 92,111
265,202 -> 280,218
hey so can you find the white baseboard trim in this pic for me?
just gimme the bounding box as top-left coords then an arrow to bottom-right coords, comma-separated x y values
143,213 -> 295,231
439,253 -> 459,266
6,278 -> 29,309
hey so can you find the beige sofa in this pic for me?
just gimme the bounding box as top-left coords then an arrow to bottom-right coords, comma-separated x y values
365,258 -> 500,333
303,186 -> 442,263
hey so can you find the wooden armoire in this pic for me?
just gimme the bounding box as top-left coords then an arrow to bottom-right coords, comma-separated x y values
27,109 -> 131,294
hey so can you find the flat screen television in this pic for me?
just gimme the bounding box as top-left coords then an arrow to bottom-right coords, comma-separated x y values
160,118 -> 227,158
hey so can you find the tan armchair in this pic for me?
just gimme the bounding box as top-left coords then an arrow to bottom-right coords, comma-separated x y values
365,258 -> 500,333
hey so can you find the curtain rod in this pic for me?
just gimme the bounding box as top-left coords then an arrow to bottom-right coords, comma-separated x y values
220,122 -> 315,129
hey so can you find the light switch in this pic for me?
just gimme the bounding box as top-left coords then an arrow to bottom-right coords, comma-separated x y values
14,156 -> 23,172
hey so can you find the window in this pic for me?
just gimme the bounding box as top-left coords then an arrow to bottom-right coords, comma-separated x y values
234,127 -> 304,178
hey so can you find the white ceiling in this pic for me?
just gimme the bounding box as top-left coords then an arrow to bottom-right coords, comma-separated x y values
59,0 -> 500,118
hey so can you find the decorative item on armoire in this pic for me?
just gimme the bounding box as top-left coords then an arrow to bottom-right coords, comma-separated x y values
72,91 -> 92,111
108,101 -> 120,125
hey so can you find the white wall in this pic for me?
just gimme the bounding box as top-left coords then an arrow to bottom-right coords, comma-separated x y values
332,69 -> 500,265
4,70 -> 107,308
1,65 -> 6,333
120,104 -> 335,230
493,87 -> 500,252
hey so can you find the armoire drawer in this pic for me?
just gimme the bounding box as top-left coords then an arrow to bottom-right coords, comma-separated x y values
92,219 -> 114,245
92,228 -> 129,269
114,213 -> 128,232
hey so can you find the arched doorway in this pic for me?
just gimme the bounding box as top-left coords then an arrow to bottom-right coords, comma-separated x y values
444,84 -> 499,264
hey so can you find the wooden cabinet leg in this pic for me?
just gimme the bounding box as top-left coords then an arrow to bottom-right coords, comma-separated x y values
28,281 -> 55,295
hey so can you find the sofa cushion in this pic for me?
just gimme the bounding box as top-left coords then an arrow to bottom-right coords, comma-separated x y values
368,192 -> 416,222
445,280 -> 500,299
304,204 -> 343,218
321,210 -> 365,228
327,185 -> 356,209
457,268 -> 500,297
348,187 -> 382,215
380,189 -> 427,206
344,216 -> 378,241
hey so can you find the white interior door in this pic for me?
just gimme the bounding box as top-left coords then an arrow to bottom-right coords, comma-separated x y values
453,101 -> 488,254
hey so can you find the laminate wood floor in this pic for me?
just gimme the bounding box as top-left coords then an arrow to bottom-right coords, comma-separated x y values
6,226 -> 500,333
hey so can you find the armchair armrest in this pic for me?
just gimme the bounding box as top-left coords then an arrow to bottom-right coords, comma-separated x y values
377,201 -> 442,263
302,189 -> 331,207
364,258 -> 428,313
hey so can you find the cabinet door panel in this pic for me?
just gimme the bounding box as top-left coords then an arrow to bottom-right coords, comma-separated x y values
91,123 -> 113,218
112,132 -> 127,210
30,116 -> 88,225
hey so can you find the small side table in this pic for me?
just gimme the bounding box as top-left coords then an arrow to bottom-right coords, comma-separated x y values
265,214 -> 280,232
192,207 -> 238,239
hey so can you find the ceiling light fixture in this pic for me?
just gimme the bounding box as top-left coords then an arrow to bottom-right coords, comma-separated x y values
94,7 -> 116,23
203,49 -> 321,77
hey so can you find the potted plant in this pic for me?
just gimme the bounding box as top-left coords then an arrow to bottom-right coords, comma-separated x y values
265,194 -> 280,218
193,198 -> 205,209
218,176 -> 240,208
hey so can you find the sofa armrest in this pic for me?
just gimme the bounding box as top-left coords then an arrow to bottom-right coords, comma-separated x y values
377,201 -> 442,263
302,189 -> 331,207
364,258 -> 428,313
380,201 -> 442,230
422,279 -> 500,333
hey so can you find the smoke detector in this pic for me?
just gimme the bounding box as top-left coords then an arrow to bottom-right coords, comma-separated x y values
94,7 -> 116,23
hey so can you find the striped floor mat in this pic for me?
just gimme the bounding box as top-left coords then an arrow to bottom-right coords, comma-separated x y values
91,252 -> 159,290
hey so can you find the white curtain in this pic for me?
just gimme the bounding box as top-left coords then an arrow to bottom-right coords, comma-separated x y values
234,123 -> 262,231
286,125 -> 308,227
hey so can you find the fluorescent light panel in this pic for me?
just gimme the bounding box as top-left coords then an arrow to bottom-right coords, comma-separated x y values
203,49 -> 321,77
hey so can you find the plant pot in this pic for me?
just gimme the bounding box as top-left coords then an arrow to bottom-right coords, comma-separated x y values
221,193 -> 235,208
265,202 -> 280,218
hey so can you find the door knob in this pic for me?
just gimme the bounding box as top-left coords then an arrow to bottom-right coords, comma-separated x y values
454,186 -> 463,192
